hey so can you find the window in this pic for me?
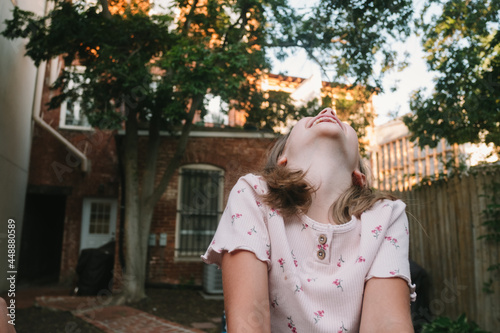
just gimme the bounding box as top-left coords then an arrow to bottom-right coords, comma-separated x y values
89,201 -> 111,234
176,165 -> 224,259
59,66 -> 91,130
80,198 -> 117,250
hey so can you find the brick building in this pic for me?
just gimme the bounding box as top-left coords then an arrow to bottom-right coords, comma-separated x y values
21,55 -> 378,292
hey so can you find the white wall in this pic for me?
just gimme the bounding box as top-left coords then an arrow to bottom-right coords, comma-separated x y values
0,0 -> 47,293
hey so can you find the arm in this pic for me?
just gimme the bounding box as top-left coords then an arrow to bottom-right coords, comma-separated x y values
222,250 -> 271,333
360,277 -> 414,333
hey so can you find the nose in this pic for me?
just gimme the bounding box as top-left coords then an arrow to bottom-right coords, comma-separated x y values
319,107 -> 335,116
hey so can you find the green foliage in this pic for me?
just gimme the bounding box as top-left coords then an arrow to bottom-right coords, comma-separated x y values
269,0 -> 414,87
421,314 -> 489,333
241,89 -> 313,131
331,87 -> 375,141
481,201 -> 500,243
2,0 -> 415,132
1,0 -> 273,129
479,180 -> 500,293
404,0 -> 500,149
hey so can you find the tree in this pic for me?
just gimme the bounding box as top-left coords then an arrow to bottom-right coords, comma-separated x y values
403,0 -> 500,149
2,0 -> 413,303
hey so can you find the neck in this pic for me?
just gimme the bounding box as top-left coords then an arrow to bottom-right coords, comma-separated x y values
288,143 -> 354,224
305,164 -> 353,225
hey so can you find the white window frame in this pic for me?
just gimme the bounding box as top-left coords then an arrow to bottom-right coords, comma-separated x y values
175,164 -> 224,261
80,198 -> 118,251
59,66 -> 92,131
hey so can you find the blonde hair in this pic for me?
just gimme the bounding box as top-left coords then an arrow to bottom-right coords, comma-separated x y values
261,133 -> 398,224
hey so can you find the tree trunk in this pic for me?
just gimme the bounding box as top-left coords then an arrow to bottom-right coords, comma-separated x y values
118,108 -> 148,303
116,95 -> 203,304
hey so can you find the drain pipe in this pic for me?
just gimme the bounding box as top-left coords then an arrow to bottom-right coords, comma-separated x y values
32,60 -> 90,172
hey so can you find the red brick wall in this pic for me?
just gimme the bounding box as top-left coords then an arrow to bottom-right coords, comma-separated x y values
28,67 -> 120,283
28,65 -> 275,286
145,135 -> 274,285
28,124 -> 120,284
29,114 -> 273,286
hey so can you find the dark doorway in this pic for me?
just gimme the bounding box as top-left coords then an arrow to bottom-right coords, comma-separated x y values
18,193 -> 66,285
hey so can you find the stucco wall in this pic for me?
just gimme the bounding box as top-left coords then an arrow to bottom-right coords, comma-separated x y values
0,0 -> 47,293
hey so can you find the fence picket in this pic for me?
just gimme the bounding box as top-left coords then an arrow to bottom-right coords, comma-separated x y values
398,168 -> 500,331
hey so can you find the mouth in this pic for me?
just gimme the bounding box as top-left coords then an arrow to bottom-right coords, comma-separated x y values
310,116 -> 342,129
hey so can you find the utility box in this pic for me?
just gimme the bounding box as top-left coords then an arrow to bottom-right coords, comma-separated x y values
203,263 -> 223,294
159,233 -> 167,246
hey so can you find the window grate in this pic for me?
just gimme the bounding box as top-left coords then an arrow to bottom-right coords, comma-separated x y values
176,168 -> 223,257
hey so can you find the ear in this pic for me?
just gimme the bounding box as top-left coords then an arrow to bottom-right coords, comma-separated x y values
277,156 -> 287,166
352,170 -> 367,188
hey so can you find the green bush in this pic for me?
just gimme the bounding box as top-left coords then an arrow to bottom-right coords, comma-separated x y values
421,314 -> 489,333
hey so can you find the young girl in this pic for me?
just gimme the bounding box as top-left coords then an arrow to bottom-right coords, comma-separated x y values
202,108 -> 416,333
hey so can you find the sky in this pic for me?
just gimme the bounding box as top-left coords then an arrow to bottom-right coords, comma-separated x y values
270,16 -> 435,126
269,0 -> 436,126
154,0 -> 436,127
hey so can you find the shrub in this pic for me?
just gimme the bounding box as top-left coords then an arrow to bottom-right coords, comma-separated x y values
421,314 -> 489,333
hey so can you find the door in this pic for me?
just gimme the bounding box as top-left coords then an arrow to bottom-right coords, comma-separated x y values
19,193 -> 66,284
80,198 -> 117,250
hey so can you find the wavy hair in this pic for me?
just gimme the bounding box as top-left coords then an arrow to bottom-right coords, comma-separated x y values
260,133 -> 398,224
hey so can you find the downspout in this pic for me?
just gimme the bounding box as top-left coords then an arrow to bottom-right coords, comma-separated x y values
31,60 -> 90,172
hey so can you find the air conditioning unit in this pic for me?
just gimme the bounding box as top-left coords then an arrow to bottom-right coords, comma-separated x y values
203,263 -> 223,294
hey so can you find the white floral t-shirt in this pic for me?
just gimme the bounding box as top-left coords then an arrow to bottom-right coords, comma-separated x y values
202,174 -> 416,333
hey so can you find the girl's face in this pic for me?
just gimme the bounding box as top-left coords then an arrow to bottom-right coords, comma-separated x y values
281,108 -> 361,171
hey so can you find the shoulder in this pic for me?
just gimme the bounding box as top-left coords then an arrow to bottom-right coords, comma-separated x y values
369,199 -> 406,214
361,199 -> 407,229
233,173 -> 269,196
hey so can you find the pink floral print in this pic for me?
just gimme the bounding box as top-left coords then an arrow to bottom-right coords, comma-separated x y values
231,213 -> 242,224
332,279 -> 344,291
337,255 -> 344,267
313,310 -> 325,324
269,208 -> 280,218
202,176 -> 412,331
271,296 -> 279,308
287,316 -> 297,333
291,250 -> 298,267
385,236 -> 400,249
338,322 -> 348,333
356,256 -> 366,263
278,258 -> 285,272
372,225 -> 382,239
318,243 -> 328,251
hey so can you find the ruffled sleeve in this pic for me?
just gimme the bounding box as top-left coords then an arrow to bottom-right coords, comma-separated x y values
364,200 -> 417,302
201,174 -> 271,269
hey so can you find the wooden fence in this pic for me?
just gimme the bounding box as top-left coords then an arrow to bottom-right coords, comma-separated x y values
398,167 -> 500,331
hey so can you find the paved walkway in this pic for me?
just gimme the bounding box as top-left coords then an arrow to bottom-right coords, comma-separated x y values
35,295 -> 214,333
2,285 -> 219,333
